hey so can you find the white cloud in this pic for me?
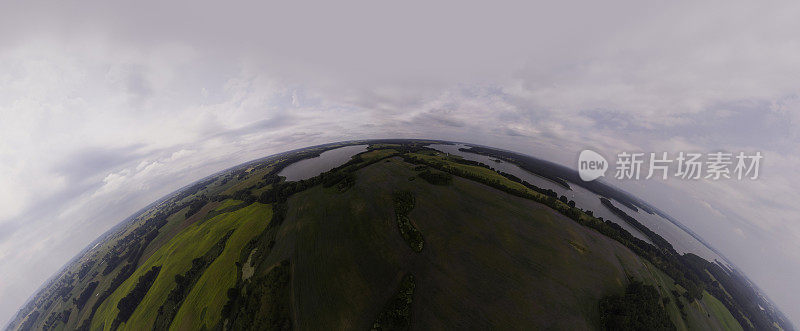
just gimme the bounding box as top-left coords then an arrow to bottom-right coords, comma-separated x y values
3,0 -> 800,327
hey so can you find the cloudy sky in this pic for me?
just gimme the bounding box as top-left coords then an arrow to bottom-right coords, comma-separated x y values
2,0 -> 800,327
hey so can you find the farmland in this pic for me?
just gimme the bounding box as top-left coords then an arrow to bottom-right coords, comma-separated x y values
6,139 -> 787,331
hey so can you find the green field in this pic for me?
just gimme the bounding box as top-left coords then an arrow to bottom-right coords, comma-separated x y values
91,203 -> 272,330
170,203 -> 272,329
258,157 -> 735,329
7,141 -> 760,331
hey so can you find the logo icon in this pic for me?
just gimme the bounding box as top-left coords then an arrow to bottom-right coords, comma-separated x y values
578,150 -> 608,181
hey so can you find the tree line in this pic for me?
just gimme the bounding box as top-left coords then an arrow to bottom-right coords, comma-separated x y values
153,230 -> 234,330
112,265 -> 162,330
599,280 -> 675,330
393,190 -> 424,252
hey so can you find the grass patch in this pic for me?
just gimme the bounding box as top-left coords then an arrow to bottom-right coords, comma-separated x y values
170,205 -> 273,329
360,149 -> 399,162
417,169 -> 452,185
405,153 -> 550,201
152,230 -> 234,330
204,199 -> 249,220
220,165 -> 277,196
700,291 -> 743,331
90,203 -> 272,330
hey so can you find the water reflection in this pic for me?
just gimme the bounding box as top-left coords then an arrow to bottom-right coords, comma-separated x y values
278,145 -> 368,181
429,144 -> 724,262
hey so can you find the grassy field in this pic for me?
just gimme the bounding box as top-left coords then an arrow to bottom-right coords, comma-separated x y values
267,156 -> 742,329
268,157 -> 625,328
170,203 -> 273,329
632,256 -> 742,331
359,148 -> 398,161
137,206 -> 192,265
90,203 -> 272,330
407,152 -> 537,196
213,199 -> 243,211
700,291 -> 744,331
9,141 -> 749,331
220,166 -> 275,196
406,152 -> 602,224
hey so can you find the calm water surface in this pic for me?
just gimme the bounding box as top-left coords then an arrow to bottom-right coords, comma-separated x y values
278,145 -> 368,181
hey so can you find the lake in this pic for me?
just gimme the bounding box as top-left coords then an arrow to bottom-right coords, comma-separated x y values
278,144 -> 368,181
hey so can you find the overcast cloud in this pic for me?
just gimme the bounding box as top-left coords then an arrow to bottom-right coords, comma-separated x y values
2,0 -> 800,327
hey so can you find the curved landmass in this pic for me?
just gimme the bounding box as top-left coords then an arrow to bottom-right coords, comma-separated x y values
5,140 -> 793,331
